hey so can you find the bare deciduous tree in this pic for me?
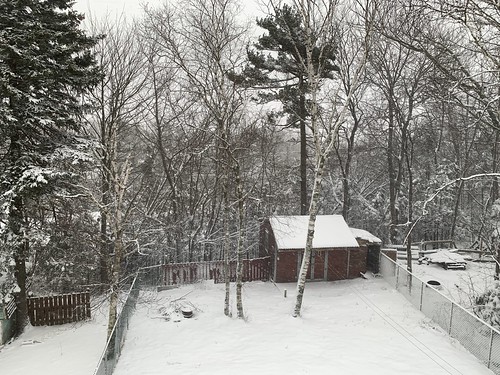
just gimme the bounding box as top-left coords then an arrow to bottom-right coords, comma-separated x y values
143,0 -> 251,318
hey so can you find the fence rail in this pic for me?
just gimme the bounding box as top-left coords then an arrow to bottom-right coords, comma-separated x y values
380,253 -> 500,374
162,257 -> 270,285
27,292 -> 90,326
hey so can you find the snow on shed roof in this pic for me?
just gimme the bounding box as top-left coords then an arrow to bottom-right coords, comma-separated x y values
269,215 -> 359,250
350,228 -> 382,244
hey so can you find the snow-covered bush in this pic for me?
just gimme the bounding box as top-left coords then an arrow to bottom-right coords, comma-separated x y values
474,284 -> 500,328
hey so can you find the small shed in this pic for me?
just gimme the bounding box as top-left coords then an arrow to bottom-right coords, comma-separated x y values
260,215 -> 379,283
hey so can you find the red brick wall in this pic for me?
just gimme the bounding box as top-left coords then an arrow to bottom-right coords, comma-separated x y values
327,249 -> 348,280
274,247 -> 368,283
276,251 -> 299,282
349,247 -> 368,277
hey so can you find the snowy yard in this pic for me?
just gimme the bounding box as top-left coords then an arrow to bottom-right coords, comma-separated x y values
114,279 -> 492,375
0,302 -> 108,375
0,275 -> 495,375
411,261 -> 496,308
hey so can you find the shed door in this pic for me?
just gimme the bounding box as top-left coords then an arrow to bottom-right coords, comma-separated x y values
303,250 -> 326,280
313,250 -> 326,280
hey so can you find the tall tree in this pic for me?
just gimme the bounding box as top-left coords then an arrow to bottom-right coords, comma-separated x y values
292,0 -> 377,317
0,0 -> 99,330
86,16 -> 147,291
86,17 -> 147,337
236,4 -> 338,214
144,0 -> 250,318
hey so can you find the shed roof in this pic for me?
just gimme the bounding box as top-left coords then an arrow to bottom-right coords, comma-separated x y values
269,215 -> 359,250
350,228 -> 382,244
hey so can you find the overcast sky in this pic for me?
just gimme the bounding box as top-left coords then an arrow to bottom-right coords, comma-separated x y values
73,0 -> 266,23
73,0 -> 164,20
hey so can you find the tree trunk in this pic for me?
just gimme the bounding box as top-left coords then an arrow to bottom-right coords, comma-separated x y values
405,140 -> 414,274
299,77 -> 308,215
8,136 -> 29,331
387,96 -> 399,244
294,154 -> 327,317
495,242 -> 500,281
107,239 -> 122,338
13,241 -> 28,331
106,160 -> 130,338
235,162 -> 245,319
223,183 -> 231,317
99,186 -> 109,290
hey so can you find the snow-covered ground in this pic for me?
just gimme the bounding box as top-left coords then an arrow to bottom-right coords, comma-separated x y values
114,279 -> 492,375
0,275 -> 495,375
0,302 -> 109,375
409,260 -> 496,308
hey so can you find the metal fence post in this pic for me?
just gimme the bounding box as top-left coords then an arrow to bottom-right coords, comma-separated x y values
488,328 -> 494,369
419,282 -> 424,311
448,302 -> 454,335
396,265 -> 400,289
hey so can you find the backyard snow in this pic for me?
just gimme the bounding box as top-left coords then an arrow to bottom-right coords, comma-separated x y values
0,302 -> 109,375
0,275 -> 496,374
114,279 -> 491,375
412,261 -> 496,308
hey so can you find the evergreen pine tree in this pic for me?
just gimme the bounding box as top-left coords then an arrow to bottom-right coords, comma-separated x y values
0,0 -> 100,330
232,4 -> 338,214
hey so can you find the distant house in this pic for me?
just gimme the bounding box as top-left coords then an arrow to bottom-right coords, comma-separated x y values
259,215 -> 381,283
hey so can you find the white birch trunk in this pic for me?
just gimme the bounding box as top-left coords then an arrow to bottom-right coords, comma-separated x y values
106,159 -> 130,338
223,179 -> 231,317
293,154 -> 327,317
235,162 -> 245,319
293,0 -> 323,318
291,0 -> 376,318
107,238 -> 122,338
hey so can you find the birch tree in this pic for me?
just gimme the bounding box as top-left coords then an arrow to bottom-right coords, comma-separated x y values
143,0 -> 250,318
85,17 -> 147,336
285,0 -> 377,317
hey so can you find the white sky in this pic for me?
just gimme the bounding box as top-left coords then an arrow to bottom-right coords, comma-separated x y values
73,0 -> 266,23
73,0 -> 164,20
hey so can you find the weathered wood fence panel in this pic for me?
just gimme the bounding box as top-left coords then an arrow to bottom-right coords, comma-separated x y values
162,257 -> 270,285
27,292 -> 91,326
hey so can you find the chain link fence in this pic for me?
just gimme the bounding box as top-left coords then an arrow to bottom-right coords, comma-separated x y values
93,272 -> 141,375
380,253 -> 500,373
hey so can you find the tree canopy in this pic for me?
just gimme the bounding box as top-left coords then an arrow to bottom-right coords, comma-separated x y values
0,0 -> 100,329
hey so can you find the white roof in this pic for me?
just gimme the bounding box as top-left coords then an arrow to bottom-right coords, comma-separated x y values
350,228 -> 382,244
269,215 -> 359,250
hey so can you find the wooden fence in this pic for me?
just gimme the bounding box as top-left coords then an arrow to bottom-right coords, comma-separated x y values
27,292 -> 91,326
162,256 -> 270,286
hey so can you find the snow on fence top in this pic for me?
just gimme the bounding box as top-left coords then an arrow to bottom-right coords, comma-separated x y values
270,215 -> 360,250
